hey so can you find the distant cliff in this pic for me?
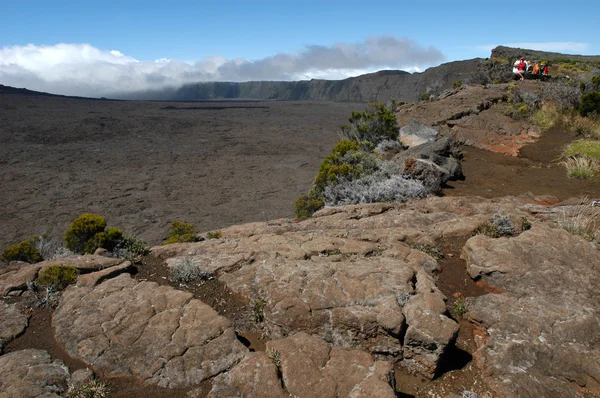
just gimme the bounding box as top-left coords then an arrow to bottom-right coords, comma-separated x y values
118,58 -> 509,103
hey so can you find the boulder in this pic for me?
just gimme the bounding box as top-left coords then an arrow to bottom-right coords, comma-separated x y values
462,224 -> 600,397
399,120 -> 439,147
0,299 -> 29,353
53,274 -> 247,388
0,349 -> 70,397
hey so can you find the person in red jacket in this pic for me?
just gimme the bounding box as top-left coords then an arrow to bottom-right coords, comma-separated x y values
513,57 -> 528,81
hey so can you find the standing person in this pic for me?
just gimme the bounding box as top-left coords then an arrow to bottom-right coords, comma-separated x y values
513,57 -> 527,81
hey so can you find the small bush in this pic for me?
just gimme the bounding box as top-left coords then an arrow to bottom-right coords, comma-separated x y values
420,93 -> 431,101
266,348 -> 281,369
206,231 -> 222,240
452,297 -> 468,317
64,213 -> 122,254
340,101 -> 399,145
294,194 -> 325,220
452,80 -> 463,89
165,220 -> 200,244
561,156 -> 597,179
110,236 -> 148,263
312,140 -> 378,195
321,171 -> 428,206
591,74 -> 600,89
1,237 -> 42,263
579,91 -> 600,117
565,115 -> 600,138
36,264 -> 78,290
520,217 -> 532,232
540,82 -> 581,111
475,215 -> 514,238
169,257 -> 213,283
67,379 -> 110,398
252,298 -> 265,323
531,102 -> 563,131
557,203 -> 599,241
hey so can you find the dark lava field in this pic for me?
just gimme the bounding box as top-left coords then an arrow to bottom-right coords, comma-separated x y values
0,91 -> 363,250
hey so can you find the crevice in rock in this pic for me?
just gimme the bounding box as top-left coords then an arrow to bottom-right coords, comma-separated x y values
432,342 -> 472,379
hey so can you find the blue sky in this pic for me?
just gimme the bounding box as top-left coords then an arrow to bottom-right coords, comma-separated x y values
1,0 -> 598,96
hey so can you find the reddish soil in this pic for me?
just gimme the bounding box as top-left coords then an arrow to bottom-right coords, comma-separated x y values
445,125 -> 600,201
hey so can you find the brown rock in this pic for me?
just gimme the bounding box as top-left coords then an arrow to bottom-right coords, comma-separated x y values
0,349 -> 70,397
0,299 -> 29,353
53,274 -> 247,388
463,224 -> 600,397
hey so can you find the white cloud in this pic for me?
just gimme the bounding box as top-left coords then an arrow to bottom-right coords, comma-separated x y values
0,37 -> 444,97
477,42 -> 589,54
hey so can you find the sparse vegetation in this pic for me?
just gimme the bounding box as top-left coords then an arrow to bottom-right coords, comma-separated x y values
420,93 -> 431,101
109,236 -> 148,263
475,214 -> 514,238
252,298 -> 265,323
410,243 -> 444,260
67,379 -> 110,398
561,156 -> 597,179
206,230 -> 222,239
1,236 -> 42,263
294,193 -> 325,220
565,115 -> 600,138
556,203 -> 599,241
165,220 -> 200,244
531,102 -> 563,131
520,217 -> 532,232
563,140 -> 600,161
452,80 -> 463,89
169,257 -> 213,284
266,347 -> 281,368
340,101 -> 399,146
452,297 -> 468,317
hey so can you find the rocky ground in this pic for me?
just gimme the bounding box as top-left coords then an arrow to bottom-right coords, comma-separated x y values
1,82 -> 600,397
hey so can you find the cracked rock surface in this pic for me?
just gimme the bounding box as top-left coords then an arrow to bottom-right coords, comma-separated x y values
463,224 -> 600,397
0,300 -> 29,353
151,196 -> 548,378
0,349 -> 71,397
53,273 -> 247,388
208,332 -> 396,398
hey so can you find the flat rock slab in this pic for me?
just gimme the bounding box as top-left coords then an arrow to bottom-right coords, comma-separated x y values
0,349 -> 70,397
0,254 -> 126,295
151,196 -> 554,377
53,273 -> 247,388
208,332 -> 395,398
0,300 -> 29,353
463,224 -> 600,397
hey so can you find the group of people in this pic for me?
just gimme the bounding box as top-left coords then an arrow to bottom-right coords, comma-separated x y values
513,57 -> 549,81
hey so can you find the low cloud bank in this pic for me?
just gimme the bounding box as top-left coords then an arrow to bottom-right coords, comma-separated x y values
477,42 -> 589,54
0,36 -> 444,97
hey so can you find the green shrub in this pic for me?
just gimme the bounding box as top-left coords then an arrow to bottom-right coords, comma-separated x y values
1,237 -> 42,263
36,264 -> 78,290
531,102 -> 563,131
452,297 -> 468,317
452,80 -> 463,89
579,91 -> 600,117
591,74 -> 600,87
340,101 -> 399,145
165,220 -> 200,244
420,93 -> 431,101
252,298 -> 266,323
64,213 -> 107,254
561,156 -> 597,179
206,231 -> 222,239
294,194 -> 325,220
312,140 -> 378,194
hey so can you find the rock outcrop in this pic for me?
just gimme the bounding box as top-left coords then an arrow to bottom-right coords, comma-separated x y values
53,274 -> 247,388
395,85 -> 540,156
0,349 -> 71,397
463,224 -> 600,397
208,332 -> 396,398
0,300 -> 29,353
